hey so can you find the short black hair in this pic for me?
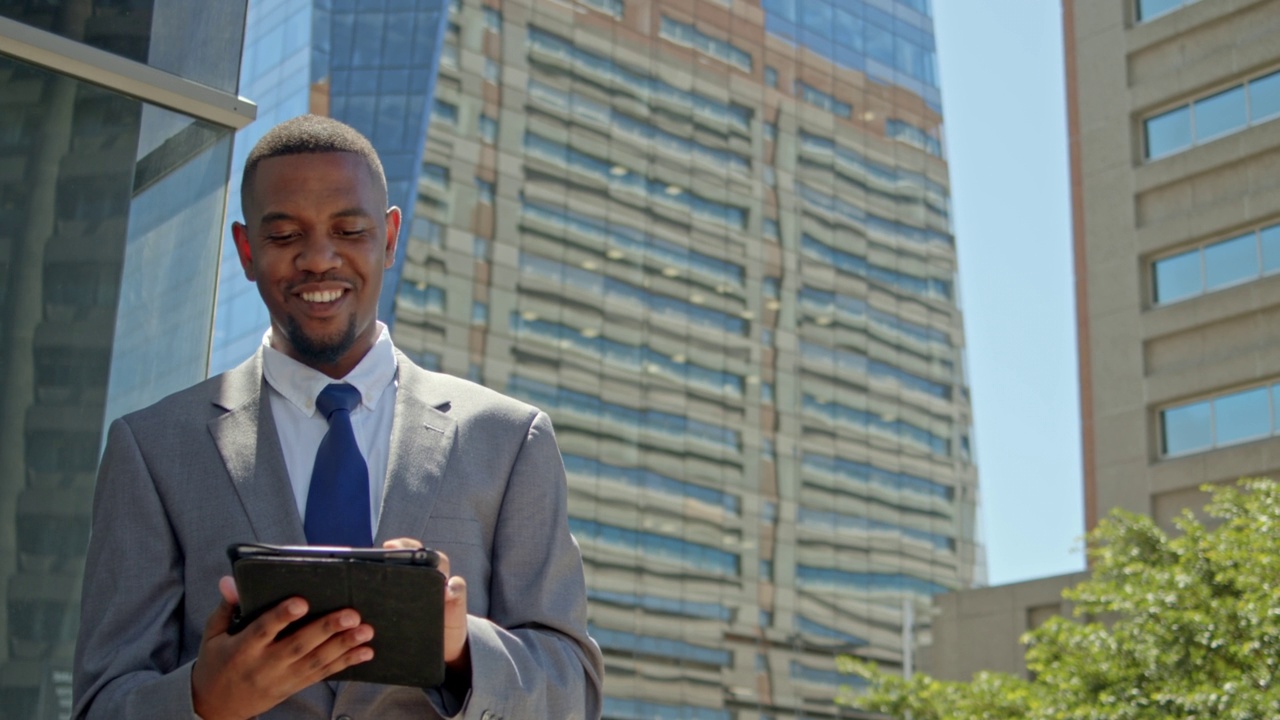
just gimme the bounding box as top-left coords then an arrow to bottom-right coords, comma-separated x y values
241,115 -> 387,214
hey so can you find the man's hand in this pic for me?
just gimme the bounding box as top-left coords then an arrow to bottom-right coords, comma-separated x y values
190,576 -> 375,720
382,538 -> 469,668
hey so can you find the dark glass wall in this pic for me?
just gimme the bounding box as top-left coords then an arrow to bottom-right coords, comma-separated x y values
0,0 -> 247,93
0,6 -> 241,715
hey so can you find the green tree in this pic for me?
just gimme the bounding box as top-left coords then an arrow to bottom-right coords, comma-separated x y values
838,479 -> 1280,719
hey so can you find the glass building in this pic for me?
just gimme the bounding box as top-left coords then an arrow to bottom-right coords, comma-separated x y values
0,2 -> 253,717
390,0 -> 981,717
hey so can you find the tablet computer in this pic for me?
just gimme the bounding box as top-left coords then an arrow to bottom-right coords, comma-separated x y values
226,543 -> 446,688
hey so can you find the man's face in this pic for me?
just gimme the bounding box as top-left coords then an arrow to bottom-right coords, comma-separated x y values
232,152 -> 400,377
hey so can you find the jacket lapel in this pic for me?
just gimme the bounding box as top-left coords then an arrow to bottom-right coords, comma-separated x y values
373,352 -> 456,545
208,351 -> 307,544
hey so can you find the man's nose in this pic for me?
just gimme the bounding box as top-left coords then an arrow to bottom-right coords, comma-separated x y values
295,232 -> 341,273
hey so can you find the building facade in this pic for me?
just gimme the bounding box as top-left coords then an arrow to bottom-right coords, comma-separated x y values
391,0 -> 980,717
924,0 -> 1280,683
1072,0 -> 1280,533
0,2 -> 254,717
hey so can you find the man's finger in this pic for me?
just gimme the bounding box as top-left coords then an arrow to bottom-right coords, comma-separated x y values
280,621 -> 374,686
218,575 -> 240,605
203,589 -> 236,641
382,537 -> 423,550
436,550 -> 451,578
270,609 -> 362,663
246,596 -> 310,645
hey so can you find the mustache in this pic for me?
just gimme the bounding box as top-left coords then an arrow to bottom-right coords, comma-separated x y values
285,272 -> 356,292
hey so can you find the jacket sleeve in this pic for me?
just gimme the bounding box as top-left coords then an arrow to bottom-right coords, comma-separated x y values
430,410 -> 604,720
72,417 -> 200,719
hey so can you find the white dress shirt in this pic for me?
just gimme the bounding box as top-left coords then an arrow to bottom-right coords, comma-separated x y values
261,322 -> 398,538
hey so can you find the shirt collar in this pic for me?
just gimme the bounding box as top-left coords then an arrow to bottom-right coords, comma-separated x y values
261,322 -> 398,417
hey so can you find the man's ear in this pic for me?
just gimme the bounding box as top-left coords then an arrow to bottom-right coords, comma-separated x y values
383,207 -> 402,270
231,222 -> 256,281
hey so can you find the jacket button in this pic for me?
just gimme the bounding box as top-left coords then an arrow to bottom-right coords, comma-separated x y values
337,715 -> 352,720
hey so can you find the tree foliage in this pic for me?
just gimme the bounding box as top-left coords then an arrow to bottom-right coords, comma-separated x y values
838,479 -> 1280,719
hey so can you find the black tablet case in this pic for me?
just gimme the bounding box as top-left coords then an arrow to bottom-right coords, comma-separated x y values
227,544 -> 446,688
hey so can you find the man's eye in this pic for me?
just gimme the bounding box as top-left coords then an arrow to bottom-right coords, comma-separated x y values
337,229 -> 366,237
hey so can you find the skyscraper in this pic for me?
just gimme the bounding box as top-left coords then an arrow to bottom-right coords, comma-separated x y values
925,0 -> 1280,683
389,0 -> 978,716
0,3 -> 252,717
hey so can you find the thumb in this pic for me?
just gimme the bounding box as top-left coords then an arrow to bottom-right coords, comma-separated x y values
203,576 -> 238,639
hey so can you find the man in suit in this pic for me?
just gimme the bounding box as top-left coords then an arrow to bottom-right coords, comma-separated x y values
72,115 -> 604,719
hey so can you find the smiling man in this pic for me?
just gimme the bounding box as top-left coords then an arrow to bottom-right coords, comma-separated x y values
72,115 -> 604,720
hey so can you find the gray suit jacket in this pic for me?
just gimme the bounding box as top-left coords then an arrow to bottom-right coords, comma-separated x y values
72,350 -> 604,719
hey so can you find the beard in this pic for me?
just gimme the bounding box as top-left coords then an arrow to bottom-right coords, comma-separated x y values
283,312 -> 359,368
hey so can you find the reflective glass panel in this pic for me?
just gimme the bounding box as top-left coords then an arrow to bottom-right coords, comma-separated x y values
1145,106 -> 1192,159
1203,232 -> 1258,291
1153,248 -> 1202,303
1193,85 -> 1247,141
1137,0 -> 1188,21
1162,400 -> 1213,455
1260,224 -> 1280,274
0,54 -> 230,717
1,1 -> 247,93
1213,387 -> 1272,446
1249,71 -> 1280,123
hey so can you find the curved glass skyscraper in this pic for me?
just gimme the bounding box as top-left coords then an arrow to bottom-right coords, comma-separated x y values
392,0 -> 981,717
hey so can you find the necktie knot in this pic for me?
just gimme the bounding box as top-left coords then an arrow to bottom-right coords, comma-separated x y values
316,383 -> 361,420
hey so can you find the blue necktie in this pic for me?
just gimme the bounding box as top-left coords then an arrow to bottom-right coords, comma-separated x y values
304,384 -> 373,547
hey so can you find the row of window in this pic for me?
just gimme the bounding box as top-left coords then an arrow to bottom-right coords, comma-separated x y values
798,338 -> 951,400
795,565 -> 952,596
789,660 -> 870,690
601,698 -> 729,720
523,132 -> 747,229
563,452 -> 741,514
526,79 -> 751,175
802,452 -> 954,500
526,27 -> 753,132
796,506 -> 954,551
803,394 -> 951,457
1153,221 -> 1280,304
1145,68 -> 1280,160
509,375 -> 742,451
796,80 -> 852,118
589,623 -> 731,667
587,588 -> 733,622
579,0 -> 624,20
510,313 -> 745,398
1136,0 -> 1198,22
1162,381 -> 1280,457
797,131 -> 949,212
520,198 -> 745,287
886,118 -> 943,157
800,235 -> 952,304
795,614 -> 869,647
797,182 -> 953,249
518,252 -> 748,336
798,286 -> 952,348
568,517 -> 740,575
658,16 -> 752,73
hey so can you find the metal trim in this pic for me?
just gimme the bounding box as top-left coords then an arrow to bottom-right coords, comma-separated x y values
0,14 -> 256,129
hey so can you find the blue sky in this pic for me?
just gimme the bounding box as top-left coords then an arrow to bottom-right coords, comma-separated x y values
932,2 -> 1086,586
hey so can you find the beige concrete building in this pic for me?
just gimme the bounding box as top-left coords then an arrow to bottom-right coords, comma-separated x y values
925,0 -> 1280,681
